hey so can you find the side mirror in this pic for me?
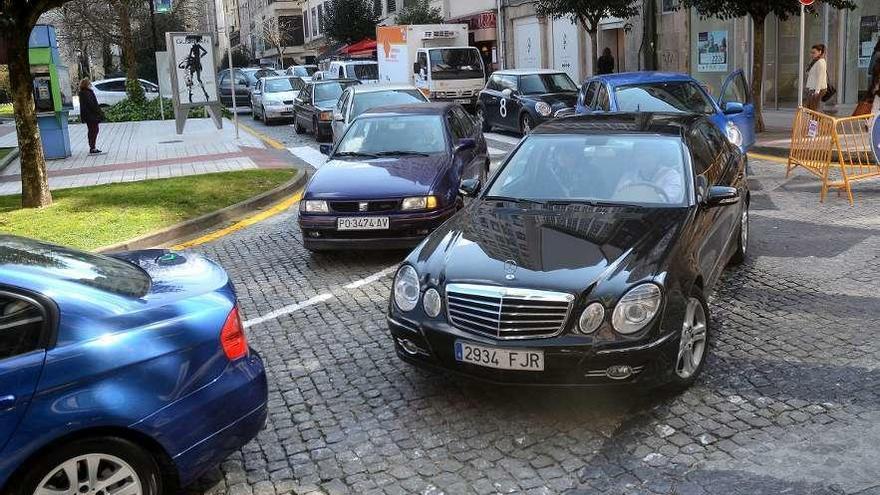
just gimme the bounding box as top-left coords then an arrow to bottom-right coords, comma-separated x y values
333,111 -> 344,122
705,186 -> 740,207
723,101 -> 744,115
459,178 -> 481,197
413,62 -> 420,75
501,88 -> 513,99
455,137 -> 476,152
319,144 -> 332,156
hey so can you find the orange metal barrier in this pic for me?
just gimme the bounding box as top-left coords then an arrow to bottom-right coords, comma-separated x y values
786,107 -> 879,205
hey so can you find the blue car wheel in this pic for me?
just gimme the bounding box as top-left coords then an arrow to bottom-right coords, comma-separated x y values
12,437 -> 163,495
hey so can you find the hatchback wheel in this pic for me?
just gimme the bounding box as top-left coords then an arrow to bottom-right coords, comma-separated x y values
520,114 -> 532,135
16,437 -> 161,495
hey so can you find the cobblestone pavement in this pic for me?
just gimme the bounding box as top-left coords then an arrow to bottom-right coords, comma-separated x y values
182,120 -> 880,494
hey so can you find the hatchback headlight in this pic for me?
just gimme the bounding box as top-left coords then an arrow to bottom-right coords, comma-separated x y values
303,200 -> 329,213
725,121 -> 743,147
423,288 -> 442,317
401,196 -> 438,211
612,284 -> 662,334
535,101 -> 552,117
578,302 -> 605,334
393,265 -> 420,312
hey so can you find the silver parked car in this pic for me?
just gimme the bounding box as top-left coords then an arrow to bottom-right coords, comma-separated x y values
251,76 -> 307,124
331,84 -> 429,141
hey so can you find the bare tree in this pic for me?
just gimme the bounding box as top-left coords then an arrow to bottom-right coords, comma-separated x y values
255,17 -> 298,70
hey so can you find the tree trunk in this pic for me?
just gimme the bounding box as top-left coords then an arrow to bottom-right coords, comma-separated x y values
7,29 -> 53,208
751,14 -> 766,133
115,0 -> 141,100
589,28 -> 599,76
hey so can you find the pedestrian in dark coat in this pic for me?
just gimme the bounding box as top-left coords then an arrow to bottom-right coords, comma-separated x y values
78,77 -> 104,154
597,47 -> 615,75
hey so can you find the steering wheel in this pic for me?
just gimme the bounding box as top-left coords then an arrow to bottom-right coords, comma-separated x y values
615,181 -> 670,203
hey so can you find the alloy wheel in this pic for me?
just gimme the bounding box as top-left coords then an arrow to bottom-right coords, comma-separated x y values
521,115 -> 531,135
740,207 -> 749,255
34,453 -> 142,495
675,297 -> 707,379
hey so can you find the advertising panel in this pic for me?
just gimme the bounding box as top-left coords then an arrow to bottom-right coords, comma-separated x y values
377,26 -> 409,84
859,16 -> 880,69
169,33 -> 218,105
697,30 -> 728,72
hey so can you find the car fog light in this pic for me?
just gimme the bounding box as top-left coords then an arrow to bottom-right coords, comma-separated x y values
423,288 -> 442,317
578,302 -> 604,334
606,365 -> 633,380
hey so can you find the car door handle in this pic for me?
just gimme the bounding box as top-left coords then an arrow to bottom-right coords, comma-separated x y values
0,395 -> 16,411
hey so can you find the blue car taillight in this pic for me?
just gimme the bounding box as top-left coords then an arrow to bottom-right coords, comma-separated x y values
220,306 -> 249,361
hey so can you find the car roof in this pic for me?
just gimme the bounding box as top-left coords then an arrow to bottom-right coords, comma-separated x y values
348,84 -> 421,94
309,78 -> 359,85
587,71 -> 696,85
532,112 -> 704,137
361,102 -> 455,117
261,75 -> 299,81
93,78 -> 152,84
493,69 -> 567,76
332,60 -> 377,65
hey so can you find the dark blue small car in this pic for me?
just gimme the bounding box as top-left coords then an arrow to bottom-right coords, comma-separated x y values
574,71 -> 755,151
0,236 -> 267,495
299,103 -> 489,251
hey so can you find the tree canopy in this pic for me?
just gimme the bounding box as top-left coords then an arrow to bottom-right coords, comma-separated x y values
395,0 -> 444,25
322,0 -> 380,44
679,0 -> 856,22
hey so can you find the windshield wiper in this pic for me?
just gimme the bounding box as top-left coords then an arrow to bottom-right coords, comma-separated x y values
333,151 -> 379,159
373,151 -> 432,157
483,195 -> 546,206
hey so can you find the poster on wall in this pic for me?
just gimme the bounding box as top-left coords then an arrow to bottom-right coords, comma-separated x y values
858,16 -> 880,69
697,31 -> 728,72
169,33 -> 218,105
514,17 -> 542,69
552,17 -> 580,83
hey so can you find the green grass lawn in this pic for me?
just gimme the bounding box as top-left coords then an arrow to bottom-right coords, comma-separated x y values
0,147 -> 12,162
0,169 -> 296,250
0,103 -> 12,118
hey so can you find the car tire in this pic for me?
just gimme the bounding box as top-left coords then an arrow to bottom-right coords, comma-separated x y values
477,106 -> 491,132
294,113 -> 305,134
663,290 -> 711,393
730,200 -> 749,265
252,106 -> 259,120
313,117 -> 326,142
520,113 -> 533,135
12,436 -> 163,495
262,106 -> 271,125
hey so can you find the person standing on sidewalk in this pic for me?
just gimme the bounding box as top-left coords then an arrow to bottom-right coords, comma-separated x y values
804,44 -> 828,112
597,48 -> 615,75
870,59 -> 880,116
78,78 -> 104,154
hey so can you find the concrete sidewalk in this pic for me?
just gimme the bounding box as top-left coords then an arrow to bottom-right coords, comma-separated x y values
0,118 -> 290,195
753,105 -> 871,158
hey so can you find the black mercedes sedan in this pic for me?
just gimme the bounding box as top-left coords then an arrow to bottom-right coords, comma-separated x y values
477,69 -> 579,135
386,112 -> 749,389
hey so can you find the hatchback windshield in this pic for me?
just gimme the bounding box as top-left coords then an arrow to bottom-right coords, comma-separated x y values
429,48 -> 484,80
350,63 -> 379,81
519,73 -> 578,95
614,82 -> 714,114
351,90 -> 426,119
0,235 -> 151,297
315,81 -> 357,102
486,135 -> 688,206
264,78 -> 303,93
336,115 -> 447,155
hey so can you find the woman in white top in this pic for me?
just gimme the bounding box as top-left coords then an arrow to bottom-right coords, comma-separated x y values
804,43 -> 827,111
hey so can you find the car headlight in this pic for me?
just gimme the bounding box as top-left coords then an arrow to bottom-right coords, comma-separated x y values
265,99 -> 284,107
303,200 -> 329,213
535,101 -> 552,117
393,265 -> 420,312
319,111 -> 333,121
725,121 -> 743,147
401,196 -> 438,211
423,287 -> 442,317
612,284 -> 662,334
578,302 -> 605,334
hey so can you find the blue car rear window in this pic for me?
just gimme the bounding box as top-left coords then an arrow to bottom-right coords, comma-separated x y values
614,81 -> 714,114
0,236 -> 151,297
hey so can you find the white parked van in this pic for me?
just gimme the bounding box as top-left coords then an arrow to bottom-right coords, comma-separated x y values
324,60 -> 379,84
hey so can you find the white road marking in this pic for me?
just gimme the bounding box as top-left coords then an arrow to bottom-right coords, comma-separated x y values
243,293 -> 334,328
244,265 -> 398,327
287,146 -> 328,169
485,132 -> 521,145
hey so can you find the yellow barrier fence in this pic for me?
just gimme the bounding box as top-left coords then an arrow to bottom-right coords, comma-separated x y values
786,107 -> 879,205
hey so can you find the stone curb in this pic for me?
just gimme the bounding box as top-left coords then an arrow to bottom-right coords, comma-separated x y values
96,168 -> 307,253
0,147 -> 19,174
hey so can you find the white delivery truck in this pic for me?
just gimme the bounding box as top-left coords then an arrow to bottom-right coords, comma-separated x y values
377,24 -> 486,109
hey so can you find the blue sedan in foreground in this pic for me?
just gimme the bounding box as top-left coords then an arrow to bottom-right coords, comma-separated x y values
0,236 -> 267,494
574,70 -> 755,151
299,103 -> 489,251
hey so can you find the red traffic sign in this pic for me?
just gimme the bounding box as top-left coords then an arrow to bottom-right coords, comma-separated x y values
799,0 -> 815,5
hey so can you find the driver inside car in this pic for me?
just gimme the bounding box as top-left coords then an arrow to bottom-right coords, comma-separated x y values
613,141 -> 684,204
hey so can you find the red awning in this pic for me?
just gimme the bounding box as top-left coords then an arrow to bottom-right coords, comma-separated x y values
342,38 -> 376,56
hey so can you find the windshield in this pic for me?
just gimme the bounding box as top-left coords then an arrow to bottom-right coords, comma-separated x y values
314,81 -> 356,102
350,63 -> 379,81
519,73 -> 578,95
264,78 -> 302,93
0,235 -> 151,297
351,90 -> 426,119
486,135 -> 688,206
292,66 -> 318,77
336,115 -> 447,155
429,48 -> 484,81
614,82 -> 715,114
